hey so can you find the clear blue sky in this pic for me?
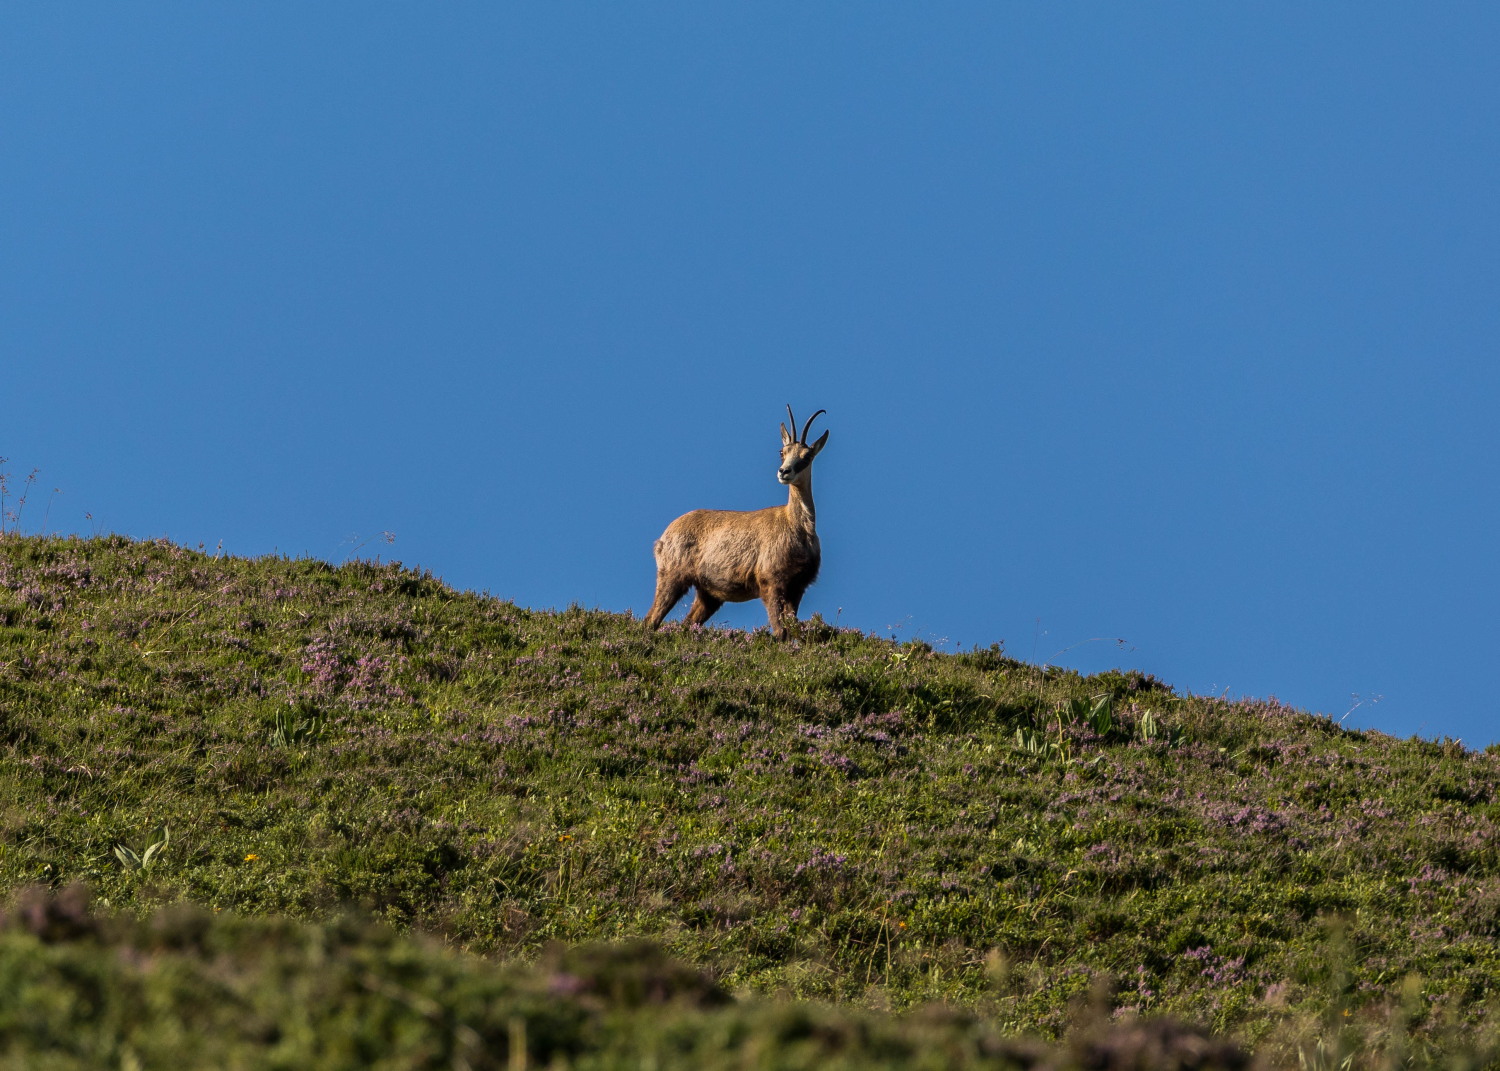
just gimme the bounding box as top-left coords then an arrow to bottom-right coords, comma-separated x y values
5,6 -> 1498,745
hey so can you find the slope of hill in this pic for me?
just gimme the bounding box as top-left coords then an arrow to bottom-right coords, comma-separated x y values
4,886 -> 1264,1071
1,533 -> 1498,1065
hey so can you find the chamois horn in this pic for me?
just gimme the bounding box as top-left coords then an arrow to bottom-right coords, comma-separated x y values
799,409 -> 826,445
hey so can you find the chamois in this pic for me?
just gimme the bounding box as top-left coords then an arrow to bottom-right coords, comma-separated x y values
645,406 -> 830,639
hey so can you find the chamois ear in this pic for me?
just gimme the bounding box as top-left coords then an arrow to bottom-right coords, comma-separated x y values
809,429 -> 829,455
780,422 -> 795,446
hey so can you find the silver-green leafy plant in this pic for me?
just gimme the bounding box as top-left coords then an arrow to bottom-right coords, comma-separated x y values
114,825 -> 170,874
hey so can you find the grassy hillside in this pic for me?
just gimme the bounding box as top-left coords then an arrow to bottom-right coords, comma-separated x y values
4,887 -> 1261,1071
2,532 -> 1499,1066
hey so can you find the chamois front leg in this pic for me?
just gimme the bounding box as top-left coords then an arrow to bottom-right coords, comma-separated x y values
761,588 -> 795,640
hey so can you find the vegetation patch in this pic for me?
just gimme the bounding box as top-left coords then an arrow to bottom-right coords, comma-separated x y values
1,532 -> 1499,1066
0,886 -> 1270,1070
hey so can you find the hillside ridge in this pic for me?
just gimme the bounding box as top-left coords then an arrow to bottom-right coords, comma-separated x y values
2,532 -> 1498,1063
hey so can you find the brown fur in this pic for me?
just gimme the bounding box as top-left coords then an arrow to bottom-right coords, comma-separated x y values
645,410 -> 829,639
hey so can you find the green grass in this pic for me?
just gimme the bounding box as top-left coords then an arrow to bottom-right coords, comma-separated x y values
2,887 -> 1263,1071
2,532 -> 1499,1067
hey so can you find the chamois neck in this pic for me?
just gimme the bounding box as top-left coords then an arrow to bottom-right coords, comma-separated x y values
785,476 -> 816,529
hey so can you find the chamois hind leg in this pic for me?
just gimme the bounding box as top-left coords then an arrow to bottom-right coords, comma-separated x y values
645,573 -> 691,630
684,588 -> 724,627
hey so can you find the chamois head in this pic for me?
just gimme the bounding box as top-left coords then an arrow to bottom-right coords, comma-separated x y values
778,405 -> 829,485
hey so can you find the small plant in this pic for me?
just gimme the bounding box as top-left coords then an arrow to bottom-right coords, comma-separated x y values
1297,1035 -> 1355,1071
1013,696 -> 1116,761
1070,694 -> 1114,736
268,703 -> 325,748
1136,708 -> 1187,747
1139,709 -> 1160,741
1015,725 -> 1050,756
114,826 -> 170,875
339,530 -> 397,562
0,460 -> 41,535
